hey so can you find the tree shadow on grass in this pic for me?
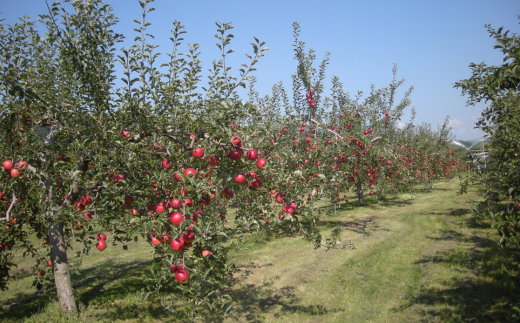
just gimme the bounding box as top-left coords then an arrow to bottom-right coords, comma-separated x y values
204,279 -> 344,322
394,231 -> 520,322
0,258 -> 178,322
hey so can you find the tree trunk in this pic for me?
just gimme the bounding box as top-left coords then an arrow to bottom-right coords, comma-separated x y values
356,176 -> 365,205
47,215 -> 77,314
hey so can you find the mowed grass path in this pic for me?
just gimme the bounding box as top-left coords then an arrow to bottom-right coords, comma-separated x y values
1,179 -> 519,322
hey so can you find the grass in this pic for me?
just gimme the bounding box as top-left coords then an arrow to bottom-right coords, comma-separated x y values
1,178 -> 519,322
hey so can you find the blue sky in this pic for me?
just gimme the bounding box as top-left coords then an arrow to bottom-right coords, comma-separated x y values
2,0 -> 519,141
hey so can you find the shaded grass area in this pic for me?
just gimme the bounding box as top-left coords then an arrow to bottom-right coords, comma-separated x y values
1,179 -> 519,322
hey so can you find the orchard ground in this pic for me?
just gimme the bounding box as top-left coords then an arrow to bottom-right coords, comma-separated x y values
0,176 -> 518,322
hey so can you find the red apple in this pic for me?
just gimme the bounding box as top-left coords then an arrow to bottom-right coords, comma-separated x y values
180,229 -> 195,243
249,177 -> 261,188
83,212 -> 92,220
229,150 -> 242,161
10,169 -> 20,178
3,160 -> 13,171
17,161 -> 28,170
230,136 -> 241,146
38,270 -> 46,276
97,233 -> 106,241
170,198 -> 181,209
175,269 -> 189,284
162,159 -> 172,169
171,263 -> 184,272
170,212 -> 184,227
202,250 -> 211,258
173,173 -> 182,182
155,202 -> 166,213
113,174 -> 125,185
0,192 -> 3,199
256,158 -> 267,170
0,243 -> 5,251
80,195 -> 92,206
46,259 -> 52,267
208,156 -> 219,166
160,234 -> 171,244
124,196 -> 134,204
192,147 -> 205,159
234,174 -> 246,184
184,198 -> 193,207
96,240 -> 107,251
184,168 -> 196,178
246,149 -> 258,161
193,210 -> 203,221
151,236 -> 161,246
120,130 -> 131,140
74,202 -> 85,212
275,193 -> 286,204
170,238 -> 184,253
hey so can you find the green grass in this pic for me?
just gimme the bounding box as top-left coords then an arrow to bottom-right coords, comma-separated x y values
1,178 -> 519,322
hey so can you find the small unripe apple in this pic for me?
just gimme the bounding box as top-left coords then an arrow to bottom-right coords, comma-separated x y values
96,240 -> 107,251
